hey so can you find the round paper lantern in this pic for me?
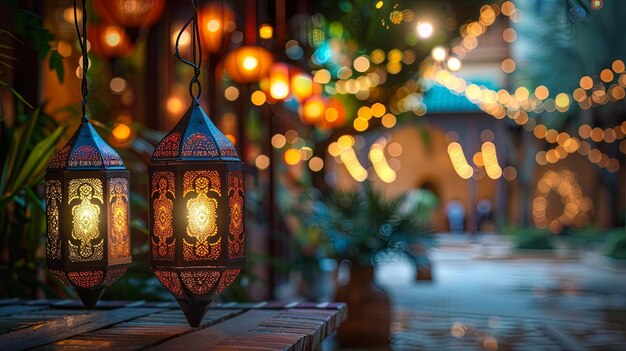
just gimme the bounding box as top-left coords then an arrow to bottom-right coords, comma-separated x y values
46,119 -> 131,309
198,2 -> 236,54
93,0 -> 165,28
224,45 -> 274,84
88,24 -> 133,58
149,101 -> 245,327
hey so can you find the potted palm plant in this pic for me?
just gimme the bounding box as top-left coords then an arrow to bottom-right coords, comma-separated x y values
316,183 -> 433,347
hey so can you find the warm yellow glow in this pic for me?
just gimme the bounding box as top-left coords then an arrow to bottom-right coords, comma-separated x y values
555,93 -> 570,108
224,86 -> 240,101
259,24 -> 273,39
284,148 -> 301,165
416,21 -> 434,38
313,69 -> 331,84
473,152 -> 484,167
600,69 -> 614,83
325,107 -> 339,122
242,56 -> 259,71
481,142 -> 502,179
309,157 -> 324,172
369,145 -> 396,183
447,57 -> 461,71
255,154 -> 270,170
109,77 -> 127,94
207,19 -> 221,32
104,26 -> 123,47
69,179 -> 104,262
371,103 -> 386,117
63,7 -> 82,24
337,135 -> 355,149
358,106 -> 372,120
302,97 -> 325,123
291,73 -> 313,101
57,41 -> 72,57
353,117 -> 369,132
580,76 -> 593,90
431,46 -> 447,61
271,134 -> 287,148
270,81 -> 289,100
112,123 -> 132,142
381,113 -> 396,128
447,142 -> 473,179
534,85 -> 549,100
353,56 -> 371,73
166,96 -> 185,115
501,58 -> 516,73
340,147 -> 368,182
174,30 -> 191,47
502,28 -> 517,42
515,87 -> 529,101
375,1 -> 384,9
251,90 -> 266,106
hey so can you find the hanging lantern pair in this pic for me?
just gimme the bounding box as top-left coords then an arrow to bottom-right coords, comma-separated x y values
46,0 -> 246,326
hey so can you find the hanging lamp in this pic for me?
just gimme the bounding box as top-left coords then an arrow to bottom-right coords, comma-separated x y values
149,0 -> 245,327
45,0 -> 131,309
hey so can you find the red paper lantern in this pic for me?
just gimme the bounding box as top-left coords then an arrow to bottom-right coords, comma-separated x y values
198,2 -> 236,54
93,0 -> 165,28
224,45 -> 274,84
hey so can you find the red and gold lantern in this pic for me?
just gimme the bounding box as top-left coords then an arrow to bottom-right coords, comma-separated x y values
223,45 -> 273,84
93,0 -> 165,28
149,102 -> 245,327
46,120 -> 131,309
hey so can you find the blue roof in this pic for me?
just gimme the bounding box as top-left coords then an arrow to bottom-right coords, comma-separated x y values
423,81 -> 499,113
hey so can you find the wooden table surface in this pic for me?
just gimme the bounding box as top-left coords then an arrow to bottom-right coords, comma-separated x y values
0,299 -> 346,351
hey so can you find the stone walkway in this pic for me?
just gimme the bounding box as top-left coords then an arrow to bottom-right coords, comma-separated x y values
371,234 -> 626,350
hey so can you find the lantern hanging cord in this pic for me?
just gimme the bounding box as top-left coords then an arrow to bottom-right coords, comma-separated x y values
73,0 -> 89,121
175,0 -> 203,100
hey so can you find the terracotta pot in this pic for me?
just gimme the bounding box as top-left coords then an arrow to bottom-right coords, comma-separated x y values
335,264 -> 391,347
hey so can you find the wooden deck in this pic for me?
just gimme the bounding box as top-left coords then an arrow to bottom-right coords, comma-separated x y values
0,299 -> 346,351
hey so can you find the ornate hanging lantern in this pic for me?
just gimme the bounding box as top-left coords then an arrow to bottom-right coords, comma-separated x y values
93,0 -> 165,28
150,1 -> 245,327
46,0 -> 131,309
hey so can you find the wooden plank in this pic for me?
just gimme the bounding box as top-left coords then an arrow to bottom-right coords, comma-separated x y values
148,310 -> 280,351
0,307 -> 164,351
37,309 -> 245,351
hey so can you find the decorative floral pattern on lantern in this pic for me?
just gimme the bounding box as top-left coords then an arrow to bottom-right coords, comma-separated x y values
46,120 -> 131,309
224,45 -> 274,84
149,102 -> 245,327
88,24 -> 133,58
199,2 -> 235,54
93,0 -> 165,28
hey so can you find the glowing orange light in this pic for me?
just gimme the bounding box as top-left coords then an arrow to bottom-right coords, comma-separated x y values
300,95 -> 326,125
268,63 -> 290,100
259,24 -> 273,39
224,46 -> 274,83
112,123 -> 132,142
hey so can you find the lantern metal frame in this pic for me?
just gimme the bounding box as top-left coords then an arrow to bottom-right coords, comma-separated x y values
149,1 -> 246,327
45,0 -> 131,309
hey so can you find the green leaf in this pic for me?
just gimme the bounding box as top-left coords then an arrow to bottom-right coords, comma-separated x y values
0,79 -> 32,109
9,126 -> 65,194
48,51 -> 64,83
1,107 -> 39,193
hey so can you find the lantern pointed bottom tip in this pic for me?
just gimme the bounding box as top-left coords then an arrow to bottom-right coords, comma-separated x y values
177,298 -> 213,327
77,287 -> 105,310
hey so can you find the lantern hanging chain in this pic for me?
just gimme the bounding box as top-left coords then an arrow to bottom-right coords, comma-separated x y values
73,0 -> 88,121
175,0 -> 203,100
